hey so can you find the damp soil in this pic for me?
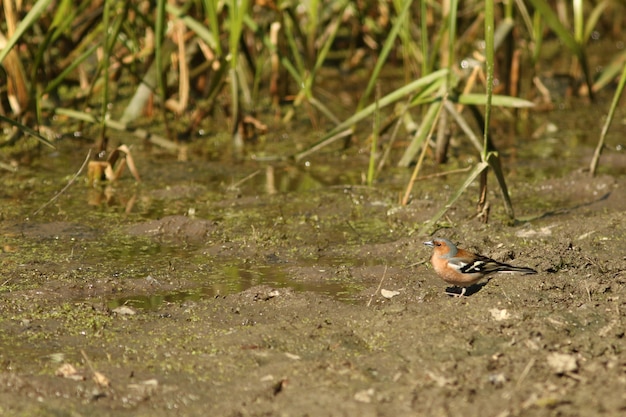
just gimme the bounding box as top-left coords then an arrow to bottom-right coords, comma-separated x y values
2,110 -> 626,416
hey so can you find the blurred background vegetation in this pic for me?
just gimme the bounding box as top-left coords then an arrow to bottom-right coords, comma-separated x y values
0,0 -> 624,212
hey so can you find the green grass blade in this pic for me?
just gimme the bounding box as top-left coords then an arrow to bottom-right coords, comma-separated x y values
420,0 -> 429,74
0,0 -> 53,64
280,57 -> 304,86
311,6 -> 346,77
308,96 -> 341,125
483,0 -> 495,161
155,0 -> 166,102
306,0 -> 320,60
367,88 -> 381,186
228,0 -> 250,70
54,108 -> 102,124
0,114 -> 55,148
493,17 -> 515,51
593,51 -> 626,91
589,61 -> 626,176
397,97 -> 444,167
531,10 -> 543,64
487,151 -> 515,220
99,0 -> 113,143
200,0 -> 221,53
443,100 -> 483,153
485,0 -> 514,220
514,0 -> 534,39
168,3 -> 219,50
573,0 -> 583,44
423,161 -> 489,234
583,1 -> 609,43
527,0 -> 593,98
447,0 -> 458,87
401,96 -> 446,205
33,0 -> 88,82
457,94 -> 535,108
357,0 -> 414,111
294,69 -> 448,161
527,0 -> 579,53
282,10 -> 306,78
44,44 -> 99,94
331,69 -> 447,133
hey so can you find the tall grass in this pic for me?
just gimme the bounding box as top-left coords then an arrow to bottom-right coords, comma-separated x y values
0,1 -> 618,139
0,0 -> 623,224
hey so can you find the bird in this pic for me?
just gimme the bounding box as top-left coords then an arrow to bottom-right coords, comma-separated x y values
424,237 -> 537,296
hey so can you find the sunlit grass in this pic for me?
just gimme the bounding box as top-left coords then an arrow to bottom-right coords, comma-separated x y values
0,1 -> 619,144
0,0 -> 623,224
589,61 -> 626,176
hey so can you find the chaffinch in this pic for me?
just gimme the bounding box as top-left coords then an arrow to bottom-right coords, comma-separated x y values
424,237 -> 537,296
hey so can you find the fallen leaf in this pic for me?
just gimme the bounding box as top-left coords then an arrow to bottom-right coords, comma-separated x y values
93,371 -> 110,387
285,352 -> 301,360
546,352 -> 578,374
55,363 -> 85,381
127,379 -> 158,399
381,289 -> 400,299
489,308 -> 510,321
112,306 -> 136,316
354,388 -> 374,403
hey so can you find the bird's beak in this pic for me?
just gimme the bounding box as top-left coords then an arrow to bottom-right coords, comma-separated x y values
423,240 -> 434,247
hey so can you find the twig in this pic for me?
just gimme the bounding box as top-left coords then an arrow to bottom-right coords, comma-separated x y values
515,358 -> 535,390
227,169 -> 261,191
80,349 -> 97,375
33,150 -> 91,216
294,129 -> 353,162
414,166 -> 472,180
367,265 -> 388,307
81,349 -> 110,388
403,260 -> 426,269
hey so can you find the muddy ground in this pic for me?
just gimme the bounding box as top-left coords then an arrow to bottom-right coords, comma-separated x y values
1,144 -> 625,416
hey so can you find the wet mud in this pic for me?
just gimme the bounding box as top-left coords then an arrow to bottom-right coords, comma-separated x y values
1,141 -> 625,417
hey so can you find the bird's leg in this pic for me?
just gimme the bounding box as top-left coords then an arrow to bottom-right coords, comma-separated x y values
445,287 -> 467,297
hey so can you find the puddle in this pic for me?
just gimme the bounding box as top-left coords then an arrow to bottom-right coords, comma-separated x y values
107,260 -> 368,310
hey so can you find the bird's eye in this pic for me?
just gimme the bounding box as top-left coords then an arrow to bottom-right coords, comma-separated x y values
435,242 -> 441,246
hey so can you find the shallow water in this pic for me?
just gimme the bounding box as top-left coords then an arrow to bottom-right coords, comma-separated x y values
2,91 -> 625,310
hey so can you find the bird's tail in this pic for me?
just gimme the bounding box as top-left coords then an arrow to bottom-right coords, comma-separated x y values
496,263 -> 537,275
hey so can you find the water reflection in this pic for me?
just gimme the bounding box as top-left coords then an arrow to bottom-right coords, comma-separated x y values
107,262 -> 365,310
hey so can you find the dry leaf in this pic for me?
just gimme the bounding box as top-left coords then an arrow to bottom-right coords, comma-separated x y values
546,352 -> 578,374
93,371 -> 110,387
284,352 -> 301,360
354,388 -> 374,403
112,306 -> 136,316
55,363 -> 85,381
489,308 -> 510,321
128,379 -> 158,398
87,145 -> 141,185
381,289 -> 400,299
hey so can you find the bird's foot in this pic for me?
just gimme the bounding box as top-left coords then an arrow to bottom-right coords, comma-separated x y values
445,287 -> 467,297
